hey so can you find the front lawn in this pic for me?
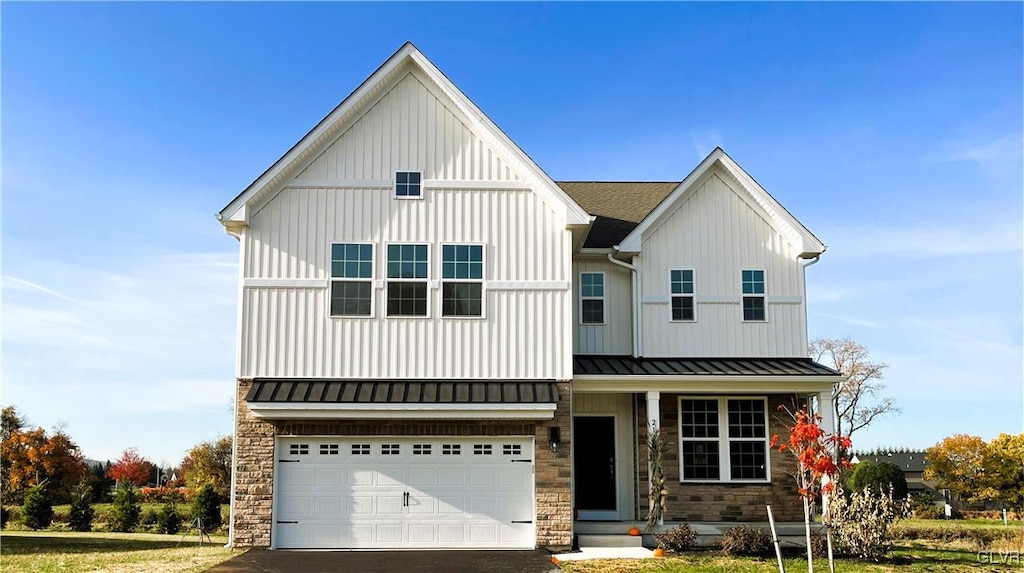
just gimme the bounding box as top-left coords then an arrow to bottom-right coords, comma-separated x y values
557,547 -> 988,573
0,531 -> 239,573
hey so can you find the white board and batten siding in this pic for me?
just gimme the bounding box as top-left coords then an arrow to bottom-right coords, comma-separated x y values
238,68 -> 573,380
638,167 -> 808,358
573,260 -> 632,355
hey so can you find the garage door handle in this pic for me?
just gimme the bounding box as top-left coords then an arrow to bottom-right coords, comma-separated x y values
510,459 -> 532,463
511,520 -> 533,524
278,460 -> 300,463
276,520 -> 299,524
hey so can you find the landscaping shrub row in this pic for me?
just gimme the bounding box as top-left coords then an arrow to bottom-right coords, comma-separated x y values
893,524 -> 1023,548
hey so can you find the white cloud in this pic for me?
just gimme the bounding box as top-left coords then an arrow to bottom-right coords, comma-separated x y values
940,133 -> 1024,183
823,220 -> 1022,261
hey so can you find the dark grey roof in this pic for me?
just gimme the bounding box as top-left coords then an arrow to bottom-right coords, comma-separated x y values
573,356 -> 841,377
855,452 -> 928,473
245,379 -> 559,404
556,182 -> 678,248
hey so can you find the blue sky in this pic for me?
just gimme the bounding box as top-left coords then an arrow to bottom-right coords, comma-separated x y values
3,3 -> 1021,465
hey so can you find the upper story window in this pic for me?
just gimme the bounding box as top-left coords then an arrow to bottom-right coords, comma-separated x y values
679,397 -> 768,482
387,244 -> 429,316
741,269 -> 766,321
580,272 -> 605,324
441,244 -> 483,317
394,171 -> 422,198
330,243 -> 373,316
670,269 -> 695,321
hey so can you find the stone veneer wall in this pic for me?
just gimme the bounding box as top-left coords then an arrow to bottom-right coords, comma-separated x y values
636,394 -> 804,523
231,379 -> 573,548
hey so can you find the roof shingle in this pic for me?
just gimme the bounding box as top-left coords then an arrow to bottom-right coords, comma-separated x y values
556,181 -> 678,248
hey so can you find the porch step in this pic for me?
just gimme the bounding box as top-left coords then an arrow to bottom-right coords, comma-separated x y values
577,534 -> 645,548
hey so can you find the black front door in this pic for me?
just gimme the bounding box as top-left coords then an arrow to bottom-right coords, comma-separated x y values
573,416 -> 616,512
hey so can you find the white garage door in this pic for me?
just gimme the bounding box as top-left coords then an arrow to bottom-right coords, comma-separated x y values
273,437 -> 535,549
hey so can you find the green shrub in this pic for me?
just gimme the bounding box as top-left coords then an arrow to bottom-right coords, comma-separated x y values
158,502 -> 182,535
828,484 -> 910,560
718,525 -> 772,557
108,482 -> 142,532
192,484 -> 222,533
849,461 -> 908,499
22,485 -> 54,530
141,508 -> 159,530
654,523 -> 697,552
68,482 -> 95,532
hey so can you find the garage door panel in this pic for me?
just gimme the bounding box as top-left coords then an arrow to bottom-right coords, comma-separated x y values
275,437 -> 534,549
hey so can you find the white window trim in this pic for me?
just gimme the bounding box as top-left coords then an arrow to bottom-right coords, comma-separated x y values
393,170 -> 424,200
677,396 -> 771,483
328,242 -> 375,318
741,269 -> 767,323
385,242 -> 431,318
669,268 -> 696,323
579,271 -> 606,325
439,242 -> 487,320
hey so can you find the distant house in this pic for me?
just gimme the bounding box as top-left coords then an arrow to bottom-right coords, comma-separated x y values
851,451 -> 939,498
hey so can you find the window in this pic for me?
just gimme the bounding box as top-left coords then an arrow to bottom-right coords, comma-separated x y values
319,444 -> 339,455
351,444 -> 370,455
387,244 -> 429,316
502,444 -> 522,456
580,272 -> 605,324
395,171 -> 422,198
679,397 -> 769,481
330,243 -> 373,316
381,444 -> 401,455
441,244 -> 483,317
741,269 -> 766,321
473,444 -> 492,455
288,444 -> 309,456
442,444 -> 461,455
413,444 -> 432,455
670,269 -> 695,321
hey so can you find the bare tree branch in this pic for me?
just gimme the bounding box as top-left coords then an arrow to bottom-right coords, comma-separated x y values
810,337 -> 898,444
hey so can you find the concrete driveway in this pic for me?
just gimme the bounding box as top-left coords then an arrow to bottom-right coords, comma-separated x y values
206,548 -> 561,573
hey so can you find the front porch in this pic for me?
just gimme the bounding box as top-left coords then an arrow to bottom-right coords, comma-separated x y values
569,356 -> 841,529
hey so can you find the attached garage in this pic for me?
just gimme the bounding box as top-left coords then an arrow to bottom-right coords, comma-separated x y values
273,436 -> 536,549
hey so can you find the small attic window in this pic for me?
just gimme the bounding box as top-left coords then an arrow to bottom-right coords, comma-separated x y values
395,171 -> 422,198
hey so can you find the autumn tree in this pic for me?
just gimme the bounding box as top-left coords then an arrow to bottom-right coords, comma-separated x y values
925,434 -> 988,502
106,448 -> 154,486
2,406 -> 27,441
810,337 -> 896,441
2,424 -> 87,504
982,433 -> 1024,509
180,436 -> 232,498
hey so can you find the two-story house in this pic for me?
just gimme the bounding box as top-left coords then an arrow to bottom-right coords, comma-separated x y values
218,43 -> 841,551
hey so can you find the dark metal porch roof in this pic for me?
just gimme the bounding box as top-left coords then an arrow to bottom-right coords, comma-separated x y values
245,379 -> 559,404
573,356 -> 840,377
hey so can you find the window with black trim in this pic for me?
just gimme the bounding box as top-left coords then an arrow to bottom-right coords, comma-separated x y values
351,444 -> 370,455
441,244 -> 483,317
330,243 -> 373,316
319,444 -> 339,455
679,397 -> 768,481
670,269 -> 695,321
395,171 -> 422,198
387,244 -> 428,316
442,444 -> 461,455
742,269 -> 766,321
289,443 -> 309,456
580,272 -> 605,324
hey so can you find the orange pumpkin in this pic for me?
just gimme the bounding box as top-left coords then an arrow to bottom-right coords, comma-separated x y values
628,527 -> 641,536
653,547 -> 666,558
551,556 -> 560,565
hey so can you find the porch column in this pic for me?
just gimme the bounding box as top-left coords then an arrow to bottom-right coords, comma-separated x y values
818,390 -> 836,437
646,391 -> 660,432
646,391 -> 662,525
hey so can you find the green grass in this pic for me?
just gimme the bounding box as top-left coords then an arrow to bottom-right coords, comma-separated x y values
557,547 -> 991,573
0,530 -> 239,573
899,518 -> 1023,530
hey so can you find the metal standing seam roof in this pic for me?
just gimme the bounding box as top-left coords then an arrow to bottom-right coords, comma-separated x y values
245,379 -> 559,404
573,356 -> 841,377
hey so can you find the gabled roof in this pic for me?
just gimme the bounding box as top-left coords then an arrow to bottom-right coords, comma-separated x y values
218,43 -> 591,231
557,182 -> 677,248
617,148 -> 826,257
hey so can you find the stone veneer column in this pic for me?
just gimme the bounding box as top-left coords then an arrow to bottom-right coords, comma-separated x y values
232,379 -> 276,547
534,381 -> 572,549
